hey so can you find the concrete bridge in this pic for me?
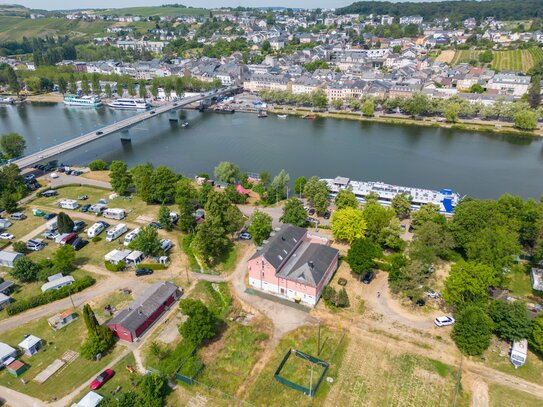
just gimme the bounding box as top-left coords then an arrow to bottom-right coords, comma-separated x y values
10,86 -> 239,169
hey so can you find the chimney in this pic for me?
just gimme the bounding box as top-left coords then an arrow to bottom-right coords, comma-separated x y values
308,261 -> 314,269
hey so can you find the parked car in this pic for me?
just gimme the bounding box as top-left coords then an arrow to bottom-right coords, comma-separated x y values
239,232 -> 252,240
0,233 -> 14,240
73,221 -> 87,232
361,271 -> 375,284
43,230 -> 60,240
160,239 -> 172,252
98,221 -> 110,228
23,174 -> 35,181
50,172 -> 59,179
80,204 -> 91,213
135,268 -> 154,277
308,208 -> 315,215
27,239 -> 46,251
78,195 -> 88,200
148,222 -> 162,229
425,291 -> 440,299
72,237 -> 89,251
96,131 -> 103,135
41,190 -> 58,197
323,211 -> 331,220
10,213 -> 27,221
43,213 -> 56,220
60,232 -> 78,246
90,369 -> 114,390
434,316 -> 455,327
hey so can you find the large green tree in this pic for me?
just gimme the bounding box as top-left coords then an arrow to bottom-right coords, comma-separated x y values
11,257 -> 40,282
335,189 -> 359,210
346,238 -> 381,275
192,221 -> 231,265
175,177 -> 198,233
57,212 -> 74,234
109,160 -> 133,195
129,226 -> 162,257
527,75 -> 541,109
331,207 -> 366,244
248,210 -> 273,245
0,132 -> 26,159
391,193 -> 411,219
131,163 -> 154,203
280,198 -> 308,227
514,110 -> 538,131
179,299 -> 217,344
205,190 -> 244,236
151,165 -> 178,204
52,244 -> 76,273
489,300 -> 532,342
443,262 -> 499,307
362,203 -> 395,243
214,161 -> 240,184
452,305 -> 494,356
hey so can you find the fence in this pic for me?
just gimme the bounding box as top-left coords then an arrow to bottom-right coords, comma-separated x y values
174,344 -> 205,385
274,348 -> 329,397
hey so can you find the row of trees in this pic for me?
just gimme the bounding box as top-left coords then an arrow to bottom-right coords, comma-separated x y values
11,245 -> 76,282
259,89 -> 328,109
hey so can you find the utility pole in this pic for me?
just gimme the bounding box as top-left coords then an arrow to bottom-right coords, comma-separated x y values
68,286 -> 76,311
317,320 -> 321,356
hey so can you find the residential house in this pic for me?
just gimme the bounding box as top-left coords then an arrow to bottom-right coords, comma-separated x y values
243,73 -> 292,92
107,281 -> 182,342
0,281 -> 14,295
0,293 -> 11,310
105,249 -> 132,265
0,251 -> 23,268
0,342 -> 16,366
41,274 -> 75,292
487,73 -> 531,97
247,225 -> 339,306
18,335 -> 43,357
48,310 -> 79,331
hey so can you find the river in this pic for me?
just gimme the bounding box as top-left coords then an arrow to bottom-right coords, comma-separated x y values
1,102 -> 543,199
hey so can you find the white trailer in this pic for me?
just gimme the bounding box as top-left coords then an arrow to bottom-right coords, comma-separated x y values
58,199 -> 79,210
106,223 -> 128,242
123,228 -> 141,246
87,222 -> 105,238
103,208 -> 126,220
511,339 -> 528,368
47,218 -> 58,231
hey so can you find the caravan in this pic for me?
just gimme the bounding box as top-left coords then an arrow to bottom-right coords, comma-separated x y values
58,199 -> 79,210
103,208 -> 126,220
123,228 -> 141,246
87,222 -> 106,238
510,339 -> 528,368
106,224 -> 128,242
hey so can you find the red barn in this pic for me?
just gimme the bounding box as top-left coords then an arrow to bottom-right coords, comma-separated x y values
107,281 -> 182,342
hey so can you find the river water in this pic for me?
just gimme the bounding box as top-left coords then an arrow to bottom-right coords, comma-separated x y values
1,102 -> 543,199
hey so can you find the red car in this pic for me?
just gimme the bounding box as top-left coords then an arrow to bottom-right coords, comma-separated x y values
90,369 -> 114,390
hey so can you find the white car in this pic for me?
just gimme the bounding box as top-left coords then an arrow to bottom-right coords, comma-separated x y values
425,291 -> 440,299
50,172 -> 59,179
0,233 -> 14,240
239,232 -> 251,240
434,316 -> 455,327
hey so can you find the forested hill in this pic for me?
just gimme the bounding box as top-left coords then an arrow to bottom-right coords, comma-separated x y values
336,0 -> 543,21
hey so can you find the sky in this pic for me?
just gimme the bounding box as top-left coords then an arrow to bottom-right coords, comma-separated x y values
9,0 -> 428,11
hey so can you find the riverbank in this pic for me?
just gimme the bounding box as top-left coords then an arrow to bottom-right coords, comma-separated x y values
267,106 -> 542,137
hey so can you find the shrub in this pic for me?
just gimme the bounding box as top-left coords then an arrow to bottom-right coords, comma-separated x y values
138,263 -> 167,270
321,285 -> 350,308
92,236 -> 102,242
7,276 -> 95,315
89,159 -> 108,171
12,241 -> 27,253
104,261 -> 125,272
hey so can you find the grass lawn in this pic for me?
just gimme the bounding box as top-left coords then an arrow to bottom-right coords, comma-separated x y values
245,326 -> 348,406
1,211 -> 48,243
189,281 -> 232,318
326,334 -> 464,407
71,352 -> 138,404
506,264 -> 533,297
489,383 -> 543,407
91,290 -> 133,324
450,48 -> 538,72
481,343 -> 543,384
451,49 -> 482,65
0,315 -> 123,401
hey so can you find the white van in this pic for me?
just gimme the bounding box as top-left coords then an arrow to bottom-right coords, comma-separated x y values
106,223 -> 128,242
58,199 -> 79,210
103,208 -> 126,220
87,222 -> 105,238
160,239 -> 172,252
511,339 -> 528,368
88,204 -> 106,214
123,227 -> 141,246
47,218 -> 58,231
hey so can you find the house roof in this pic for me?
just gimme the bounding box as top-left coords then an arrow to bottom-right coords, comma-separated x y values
18,335 -> 41,350
276,242 -> 339,287
0,251 -> 23,262
0,293 -> 11,304
75,391 -> 104,407
7,360 -> 25,371
250,225 -> 306,270
0,342 -> 16,359
0,281 -> 14,292
108,281 -> 179,335
41,276 -> 74,292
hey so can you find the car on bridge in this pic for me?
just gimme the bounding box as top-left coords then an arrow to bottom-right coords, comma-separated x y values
96,131 -> 103,135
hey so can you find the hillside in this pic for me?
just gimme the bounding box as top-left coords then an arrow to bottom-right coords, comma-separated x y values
0,3 -> 29,16
100,5 -> 209,17
337,0 -> 543,21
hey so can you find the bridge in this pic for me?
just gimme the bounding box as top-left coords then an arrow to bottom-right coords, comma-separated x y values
10,86 -> 240,169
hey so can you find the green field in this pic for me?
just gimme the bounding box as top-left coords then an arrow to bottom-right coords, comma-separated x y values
451,48 -> 543,72
489,383 -> 543,407
103,6 -> 209,17
0,16 -> 110,41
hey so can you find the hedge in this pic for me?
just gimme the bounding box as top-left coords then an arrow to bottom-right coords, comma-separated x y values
105,261 -> 125,272
6,275 -> 96,316
138,263 -> 167,270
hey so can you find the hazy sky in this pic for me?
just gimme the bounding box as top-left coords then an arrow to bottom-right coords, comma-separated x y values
13,0 -> 400,11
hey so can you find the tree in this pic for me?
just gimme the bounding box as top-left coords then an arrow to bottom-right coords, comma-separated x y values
205,190 -> 244,235
179,299 -> 217,344
81,304 -> 114,360
391,193 -> 411,219
412,220 -> 454,260
81,76 -> 90,95
11,257 -> 40,282
530,315 -> 543,355
52,244 -> 76,273
192,221 -> 231,265
410,203 -> 442,229
304,176 -> 329,206
158,205 -> 173,231
335,189 -> 359,210
361,99 -> 375,117
5,64 -> 20,95
151,79 -> 159,98
58,77 -> 67,95
175,177 -> 198,233
248,210 -> 273,245
131,163 -> 154,203
444,103 -> 460,123
269,169 -> 290,203
514,110 -> 538,131
346,238 -> 381,275
443,262 -> 499,307
151,166 -> 178,203
1,191 -> 17,213
109,160 -> 133,195
310,89 -> 327,109
57,212 -> 74,233
402,93 -> 429,117
452,305 -> 494,356
116,81 -> 123,97
214,161 -> 240,184
489,300 -> 532,342
479,50 -> 493,63
362,203 -> 395,243
138,80 -> 147,98
139,373 -> 169,407
331,99 -> 343,110
104,83 -> 112,98
469,84 -> 484,94
127,78 -> 136,97
294,176 -> 307,197
379,217 -> 405,250
527,75 -> 541,109
129,226 -> 162,257
465,225 -> 520,272
331,208 -> 366,244
262,40 -> 271,52
280,197 -> 308,227
89,159 -> 108,171
0,132 -> 26,159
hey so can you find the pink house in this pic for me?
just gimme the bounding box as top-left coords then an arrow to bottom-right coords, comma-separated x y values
247,225 -> 339,306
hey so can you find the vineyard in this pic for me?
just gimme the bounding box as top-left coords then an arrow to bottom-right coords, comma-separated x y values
450,48 -> 543,72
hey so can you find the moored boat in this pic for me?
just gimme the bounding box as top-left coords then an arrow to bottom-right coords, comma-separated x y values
0,96 -> 15,104
107,98 -> 150,109
302,115 -> 317,120
63,95 -> 102,107
257,111 -> 268,118
277,114 -> 287,119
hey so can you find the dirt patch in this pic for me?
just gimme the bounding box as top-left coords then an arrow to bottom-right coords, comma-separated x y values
414,367 -> 445,384
436,50 -> 456,63
463,372 -> 489,407
81,170 -> 110,183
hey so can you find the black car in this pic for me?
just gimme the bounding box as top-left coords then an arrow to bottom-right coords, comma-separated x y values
135,268 -> 154,277
73,220 -> 87,232
308,208 -> 315,215
96,131 -> 104,135
149,222 -> 162,229
362,271 -> 375,284
80,204 -> 91,212
323,211 -> 331,220
72,237 -> 89,251
43,213 -> 57,220
98,221 -> 110,228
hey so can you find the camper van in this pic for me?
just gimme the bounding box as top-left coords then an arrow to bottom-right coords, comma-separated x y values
511,339 -> 528,368
103,208 -> 126,220
87,222 -> 106,238
88,204 -> 107,214
58,199 -> 79,210
47,218 -> 58,231
106,223 -> 128,242
123,228 -> 141,246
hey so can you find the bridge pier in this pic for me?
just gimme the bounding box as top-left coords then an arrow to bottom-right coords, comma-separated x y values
120,128 -> 131,143
168,111 -> 178,122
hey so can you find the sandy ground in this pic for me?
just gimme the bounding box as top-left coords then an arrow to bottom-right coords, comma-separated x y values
436,50 -> 457,63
